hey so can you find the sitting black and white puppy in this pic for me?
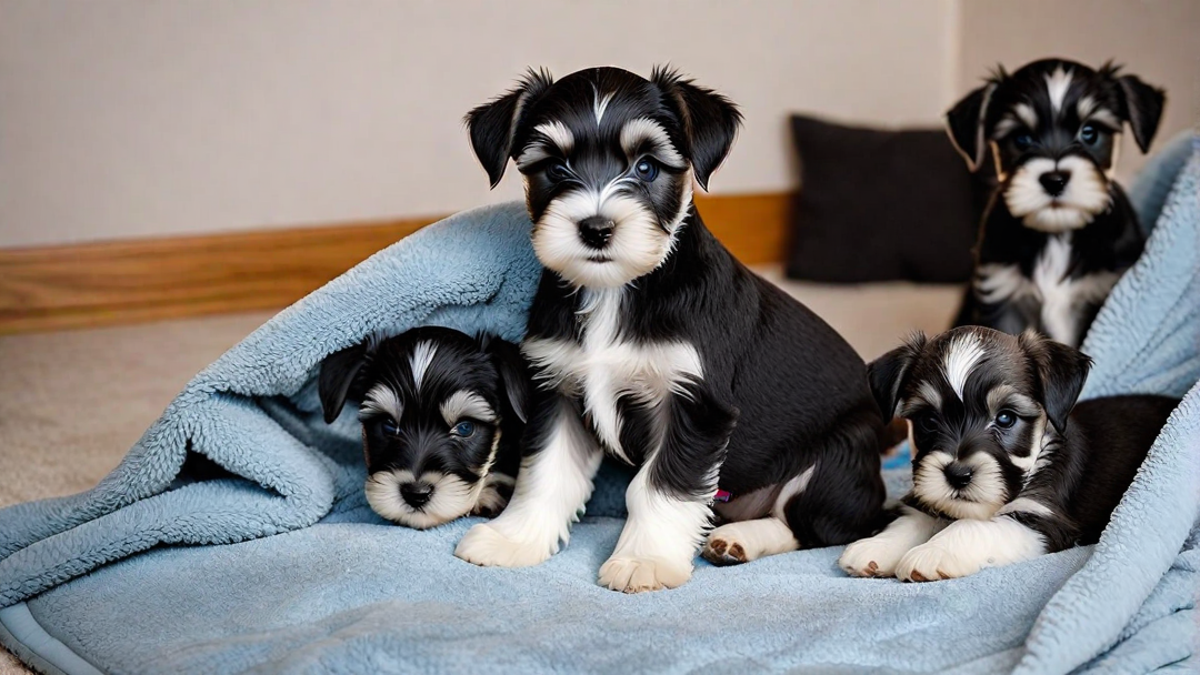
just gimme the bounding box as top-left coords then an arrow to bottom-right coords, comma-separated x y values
949,59 -> 1165,348
839,325 -> 1178,581
319,326 -> 529,529
453,66 -> 887,592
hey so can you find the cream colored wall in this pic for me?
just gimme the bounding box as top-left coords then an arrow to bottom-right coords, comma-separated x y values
0,0 -> 957,247
5,1 -> 1193,248
956,0 -> 1200,181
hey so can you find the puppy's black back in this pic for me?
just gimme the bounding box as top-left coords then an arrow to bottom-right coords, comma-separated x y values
1066,394 -> 1177,544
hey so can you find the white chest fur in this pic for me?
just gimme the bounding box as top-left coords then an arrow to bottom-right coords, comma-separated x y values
522,288 -> 703,463
975,234 -> 1119,346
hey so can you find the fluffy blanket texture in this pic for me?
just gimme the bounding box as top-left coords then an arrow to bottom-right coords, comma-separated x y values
1,133 -> 1196,674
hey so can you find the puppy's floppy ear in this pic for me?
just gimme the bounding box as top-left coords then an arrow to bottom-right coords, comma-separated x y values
319,341 -> 372,424
482,336 -> 530,424
1018,330 -> 1092,434
1104,63 -> 1166,154
866,332 -> 928,420
946,80 -> 998,172
465,68 -> 554,188
651,65 -> 743,191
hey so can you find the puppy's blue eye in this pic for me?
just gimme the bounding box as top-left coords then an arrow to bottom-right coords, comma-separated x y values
634,158 -> 660,182
995,410 -> 1017,428
451,421 -> 476,438
546,160 -> 570,182
1012,132 -> 1035,151
380,419 -> 399,435
1079,124 -> 1099,145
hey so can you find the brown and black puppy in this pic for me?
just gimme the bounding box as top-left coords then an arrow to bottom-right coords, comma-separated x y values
840,326 -> 1177,581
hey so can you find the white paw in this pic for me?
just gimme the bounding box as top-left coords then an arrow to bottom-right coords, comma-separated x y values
454,522 -> 554,568
598,556 -> 692,593
838,535 -> 912,578
896,542 -> 980,582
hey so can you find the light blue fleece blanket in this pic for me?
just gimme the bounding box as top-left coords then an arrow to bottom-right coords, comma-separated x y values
1,133 -> 1197,675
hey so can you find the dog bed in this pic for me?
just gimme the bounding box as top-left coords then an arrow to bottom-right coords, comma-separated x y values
1,132 -> 1196,674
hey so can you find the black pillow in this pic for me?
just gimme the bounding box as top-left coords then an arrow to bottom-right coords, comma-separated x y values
786,114 -> 992,284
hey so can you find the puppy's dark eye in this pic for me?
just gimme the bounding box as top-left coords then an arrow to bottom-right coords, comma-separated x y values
1079,123 -> 1100,145
546,160 -> 571,182
914,411 -> 939,433
633,158 -> 660,182
380,419 -> 399,435
994,410 -> 1017,428
1012,132 -> 1035,151
450,421 -> 476,438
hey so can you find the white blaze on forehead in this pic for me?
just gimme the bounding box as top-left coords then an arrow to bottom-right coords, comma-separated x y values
1045,67 -> 1073,115
942,333 -> 986,402
409,341 -> 437,391
361,383 -> 403,421
534,121 -> 574,154
441,389 -> 496,425
593,87 -> 614,126
619,118 -> 685,168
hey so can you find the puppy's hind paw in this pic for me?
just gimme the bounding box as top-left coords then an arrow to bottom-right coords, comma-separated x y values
702,534 -> 748,566
454,522 -> 553,568
598,556 -> 691,593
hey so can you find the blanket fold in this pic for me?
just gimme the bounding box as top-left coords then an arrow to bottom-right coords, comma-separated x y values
1,133 -> 1197,675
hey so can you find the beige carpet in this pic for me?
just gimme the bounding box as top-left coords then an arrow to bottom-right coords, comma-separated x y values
0,267 -> 960,673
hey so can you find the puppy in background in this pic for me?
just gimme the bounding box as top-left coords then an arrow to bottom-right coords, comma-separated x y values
320,326 -> 529,529
949,58 -> 1165,348
454,66 -> 887,593
839,326 -> 1178,581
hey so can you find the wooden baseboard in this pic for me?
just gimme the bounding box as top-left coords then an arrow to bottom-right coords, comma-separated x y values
0,192 -> 790,334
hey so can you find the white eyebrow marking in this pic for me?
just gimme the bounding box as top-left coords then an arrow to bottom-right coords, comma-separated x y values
440,390 -> 496,425
1014,103 -> 1038,129
942,333 -> 986,402
1088,108 -> 1121,129
593,87 -> 614,126
361,384 -> 403,422
917,381 -> 944,410
409,341 -> 437,392
1077,95 -> 1097,119
619,118 -> 685,167
1045,66 -> 1073,115
516,144 -> 552,168
534,121 -> 574,154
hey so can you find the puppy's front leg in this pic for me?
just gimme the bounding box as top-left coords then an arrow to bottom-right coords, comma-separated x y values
456,395 -> 602,567
599,386 -> 736,593
896,513 -> 1046,582
839,504 -> 946,577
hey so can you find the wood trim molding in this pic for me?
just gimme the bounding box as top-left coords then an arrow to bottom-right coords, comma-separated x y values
0,192 -> 790,334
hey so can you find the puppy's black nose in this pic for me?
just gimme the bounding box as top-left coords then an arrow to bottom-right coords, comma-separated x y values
578,216 -> 615,249
1039,170 -> 1070,196
943,462 -> 974,490
400,481 -> 434,508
